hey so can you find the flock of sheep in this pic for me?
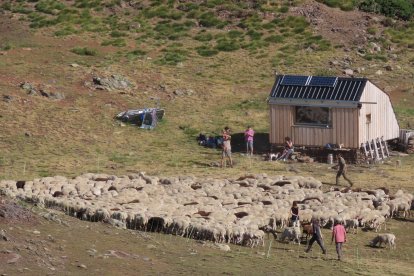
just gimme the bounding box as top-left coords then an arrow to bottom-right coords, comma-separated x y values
0,173 -> 411,248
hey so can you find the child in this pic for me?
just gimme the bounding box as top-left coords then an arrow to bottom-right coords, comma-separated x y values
332,220 -> 347,261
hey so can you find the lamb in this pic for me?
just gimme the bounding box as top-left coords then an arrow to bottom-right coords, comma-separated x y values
345,218 -> 359,234
370,233 -> 396,249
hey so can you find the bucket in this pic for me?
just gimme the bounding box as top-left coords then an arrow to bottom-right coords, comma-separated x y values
327,154 -> 333,164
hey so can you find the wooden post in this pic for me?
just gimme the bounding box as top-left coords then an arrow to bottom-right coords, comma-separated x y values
377,137 -> 385,159
367,141 -> 374,160
382,137 -> 390,157
372,139 -> 380,160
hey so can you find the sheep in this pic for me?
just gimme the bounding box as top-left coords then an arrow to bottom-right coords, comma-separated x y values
345,218 -> 359,234
370,233 -> 396,249
0,173 -> 410,248
279,226 -> 302,244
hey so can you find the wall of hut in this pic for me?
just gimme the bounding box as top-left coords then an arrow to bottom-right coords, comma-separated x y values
358,81 -> 400,144
269,105 -> 359,148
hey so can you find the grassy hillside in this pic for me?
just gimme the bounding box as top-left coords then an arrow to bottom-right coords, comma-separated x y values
1,1 -> 414,275
0,0 -> 414,180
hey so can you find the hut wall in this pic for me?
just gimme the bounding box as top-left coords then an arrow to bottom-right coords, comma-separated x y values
269,105 -> 359,148
358,81 -> 400,144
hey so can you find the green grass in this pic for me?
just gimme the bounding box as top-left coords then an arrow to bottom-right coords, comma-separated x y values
70,46 -> 98,56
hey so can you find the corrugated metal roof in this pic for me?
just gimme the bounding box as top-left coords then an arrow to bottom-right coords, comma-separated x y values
269,75 -> 367,103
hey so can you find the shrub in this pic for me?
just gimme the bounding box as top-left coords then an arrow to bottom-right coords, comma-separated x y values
126,49 -> 146,59
196,45 -> 219,57
199,12 -> 227,28
264,35 -> 284,43
157,48 -> 187,65
101,38 -> 126,47
215,39 -> 240,52
194,32 -> 213,41
70,47 -> 97,56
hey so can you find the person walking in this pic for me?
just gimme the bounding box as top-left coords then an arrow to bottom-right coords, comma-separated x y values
221,127 -> 233,168
336,153 -> 353,187
305,218 -> 327,255
290,202 -> 300,227
332,220 -> 347,261
244,126 -> 255,156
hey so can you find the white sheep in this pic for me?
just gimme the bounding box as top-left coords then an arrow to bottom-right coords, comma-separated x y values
370,233 -> 396,249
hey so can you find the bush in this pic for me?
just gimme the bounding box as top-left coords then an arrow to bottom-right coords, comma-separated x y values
359,0 -> 414,20
126,49 -> 146,59
70,47 -> 97,56
199,12 -> 227,28
215,39 -> 240,52
196,45 -> 219,57
194,32 -> 213,41
101,38 -> 126,47
264,35 -> 284,43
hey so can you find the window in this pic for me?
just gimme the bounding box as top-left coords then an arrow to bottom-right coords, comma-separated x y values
295,106 -> 330,126
366,114 -> 371,124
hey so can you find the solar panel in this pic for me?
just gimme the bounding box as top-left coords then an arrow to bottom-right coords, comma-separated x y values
309,76 -> 337,87
280,75 -> 309,86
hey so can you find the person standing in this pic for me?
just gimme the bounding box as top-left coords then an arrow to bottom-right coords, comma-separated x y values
332,220 -> 347,261
221,127 -> 233,168
244,126 -> 255,156
290,202 -> 300,227
336,153 -> 353,187
305,218 -> 327,255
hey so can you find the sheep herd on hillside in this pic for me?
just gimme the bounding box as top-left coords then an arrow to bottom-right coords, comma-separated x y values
0,173 -> 412,249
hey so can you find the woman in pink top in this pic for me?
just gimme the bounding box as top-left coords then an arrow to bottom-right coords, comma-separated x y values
244,126 -> 255,156
332,220 -> 347,261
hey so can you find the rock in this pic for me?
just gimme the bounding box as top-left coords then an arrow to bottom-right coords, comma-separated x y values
6,252 -> 21,264
24,132 -> 32,137
3,95 -> 14,103
344,69 -> 353,76
173,89 -> 184,96
107,218 -> 126,229
39,89 -> 65,100
370,42 -> 381,52
92,75 -> 133,91
70,63 -> 80,68
33,230 -> 40,235
216,244 -> 231,252
77,264 -> 87,269
375,70 -> 383,75
356,67 -> 365,73
20,82 -> 34,91
384,65 -> 393,71
146,244 -> 156,249
0,229 -> 9,241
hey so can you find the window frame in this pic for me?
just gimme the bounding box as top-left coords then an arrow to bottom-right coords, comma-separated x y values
294,105 -> 332,128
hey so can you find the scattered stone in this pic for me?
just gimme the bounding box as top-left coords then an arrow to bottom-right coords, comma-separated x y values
370,42 -> 381,52
344,69 -> 353,76
216,244 -> 231,252
375,70 -> 383,75
33,230 -> 40,235
146,244 -> 156,249
0,229 -> 9,241
142,257 -> 151,262
6,252 -> 21,264
39,89 -> 65,100
3,95 -> 14,103
92,75 -> 133,91
173,88 -> 195,96
107,218 -> 126,229
77,264 -> 87,269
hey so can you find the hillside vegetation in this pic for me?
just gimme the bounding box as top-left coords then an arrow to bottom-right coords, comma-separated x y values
1,1 -> 414,275
0,0 -> 413,178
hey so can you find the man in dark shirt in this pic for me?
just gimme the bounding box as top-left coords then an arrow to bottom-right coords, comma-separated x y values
305,218 -> 326,254
336,153 -> 353,187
